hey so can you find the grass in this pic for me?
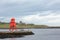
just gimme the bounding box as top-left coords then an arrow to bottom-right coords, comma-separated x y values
0,23 -> 48,28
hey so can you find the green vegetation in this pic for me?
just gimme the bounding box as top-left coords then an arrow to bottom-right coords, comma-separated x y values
0,21 -> 48,28
0,23 -> 48,28
0,23 -> 9,28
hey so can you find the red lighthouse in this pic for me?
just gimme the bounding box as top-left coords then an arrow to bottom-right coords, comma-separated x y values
9,18 -> 17,32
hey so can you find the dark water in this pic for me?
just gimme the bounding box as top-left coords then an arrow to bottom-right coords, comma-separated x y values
0,29 -> 60,40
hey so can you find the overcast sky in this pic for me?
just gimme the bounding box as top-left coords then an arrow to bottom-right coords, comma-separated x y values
0,0 -> 60,26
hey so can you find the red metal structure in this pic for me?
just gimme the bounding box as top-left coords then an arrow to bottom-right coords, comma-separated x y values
9,18 -> 17,32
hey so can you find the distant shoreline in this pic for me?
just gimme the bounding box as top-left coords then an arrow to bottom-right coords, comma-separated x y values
0,27 -> 60,29
0,23 -> 60,29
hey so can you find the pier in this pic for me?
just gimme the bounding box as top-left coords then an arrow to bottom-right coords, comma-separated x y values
0,31 -> 34,38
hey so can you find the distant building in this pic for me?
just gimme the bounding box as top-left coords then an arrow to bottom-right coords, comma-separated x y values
19,21 -> 26,25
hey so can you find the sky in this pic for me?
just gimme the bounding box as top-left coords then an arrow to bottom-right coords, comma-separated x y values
0,0 -> 60,26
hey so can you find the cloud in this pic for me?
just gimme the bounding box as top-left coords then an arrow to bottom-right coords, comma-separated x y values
20,11 -> 60,26
0,0 -> 60,26
0,11 -> 60,26
0,0 -> 60,17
